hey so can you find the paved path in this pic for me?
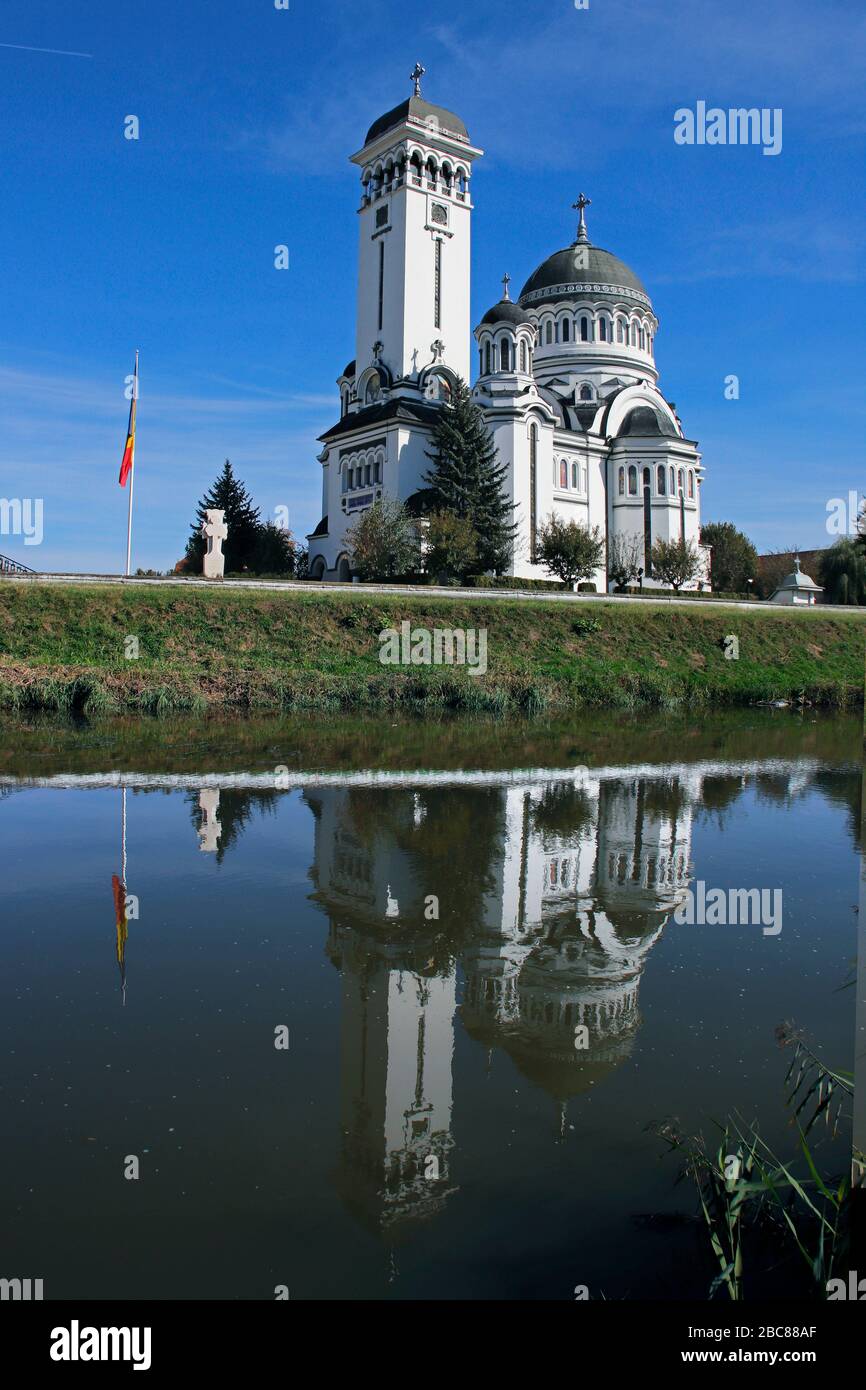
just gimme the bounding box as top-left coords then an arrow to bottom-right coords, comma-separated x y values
0,570 -> 833,616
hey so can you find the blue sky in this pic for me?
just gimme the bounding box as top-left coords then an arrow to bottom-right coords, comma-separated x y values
0,0 -> 863,572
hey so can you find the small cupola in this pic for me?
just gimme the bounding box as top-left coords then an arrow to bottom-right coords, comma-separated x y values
475,274 -> 536,381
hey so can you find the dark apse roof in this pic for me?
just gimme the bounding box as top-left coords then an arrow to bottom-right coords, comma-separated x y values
318,397 -> 442,443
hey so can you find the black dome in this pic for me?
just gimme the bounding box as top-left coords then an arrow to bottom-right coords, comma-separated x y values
617,405 -> 678,438
365,96 -> 469,146
519,243 -> 649,305
480,299 -> 534,327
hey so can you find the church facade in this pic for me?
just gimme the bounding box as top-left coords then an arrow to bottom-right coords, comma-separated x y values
307,71 -> 708,590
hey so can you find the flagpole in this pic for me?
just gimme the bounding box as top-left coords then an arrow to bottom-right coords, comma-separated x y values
125,350 -> 139,578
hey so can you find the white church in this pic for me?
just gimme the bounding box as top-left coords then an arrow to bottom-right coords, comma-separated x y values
307,68 -> 708,590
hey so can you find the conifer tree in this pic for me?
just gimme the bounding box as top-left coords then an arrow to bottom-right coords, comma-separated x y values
185,460 -> 262,573
423,378 -> 517,573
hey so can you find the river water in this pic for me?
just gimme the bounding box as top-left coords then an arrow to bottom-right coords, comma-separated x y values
0,710 -> 860,1300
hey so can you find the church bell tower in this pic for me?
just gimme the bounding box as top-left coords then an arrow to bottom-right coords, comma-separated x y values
350,65 -> 482,399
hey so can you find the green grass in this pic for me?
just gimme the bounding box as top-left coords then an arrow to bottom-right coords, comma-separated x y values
0,582 -> 864,713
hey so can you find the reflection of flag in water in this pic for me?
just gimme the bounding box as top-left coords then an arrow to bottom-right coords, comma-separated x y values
112,874 -> 128,1003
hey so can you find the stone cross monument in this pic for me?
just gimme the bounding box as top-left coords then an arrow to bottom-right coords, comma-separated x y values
201,509 -> 227,578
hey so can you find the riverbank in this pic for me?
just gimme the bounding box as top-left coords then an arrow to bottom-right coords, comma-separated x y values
0,581 -> 863,713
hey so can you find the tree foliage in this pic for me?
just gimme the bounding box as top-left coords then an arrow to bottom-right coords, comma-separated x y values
700,520 -> 758,593
345,498 -> 421,581
424,509 -> 478,581
536,514 -> 605,586
423,378 -> 517,573
250,522 -> 297,576
818,539 -> 866,605
185,460 -> 263,573
649,537 -> 702,592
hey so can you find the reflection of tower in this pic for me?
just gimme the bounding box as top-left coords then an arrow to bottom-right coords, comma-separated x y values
330,930 -> 456,1234
197,789 -> 222,854
305,787 -> 458,1235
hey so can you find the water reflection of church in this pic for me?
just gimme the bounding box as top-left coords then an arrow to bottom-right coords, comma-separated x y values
303,768 -> 699,1235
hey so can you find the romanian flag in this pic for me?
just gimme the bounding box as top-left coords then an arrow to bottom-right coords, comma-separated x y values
119,358 -> 137,487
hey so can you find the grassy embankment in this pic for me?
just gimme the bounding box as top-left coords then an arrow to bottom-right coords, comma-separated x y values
0,582 -> 864,714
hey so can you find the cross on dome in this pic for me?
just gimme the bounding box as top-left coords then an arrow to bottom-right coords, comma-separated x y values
410,62 -> 426,97
572,193 -> 592,245
501,272 -> 511,302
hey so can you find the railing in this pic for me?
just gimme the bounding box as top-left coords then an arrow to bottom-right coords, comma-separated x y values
0,553 -> 34,575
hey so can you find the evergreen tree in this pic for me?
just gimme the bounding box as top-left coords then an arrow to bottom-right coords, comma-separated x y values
423,378 -> 517,574
185,460 -> 262,573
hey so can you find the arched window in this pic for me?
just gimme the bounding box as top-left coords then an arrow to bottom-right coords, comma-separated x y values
341,389 -> 348,418
630,323 -> 638,346
617,319 -> 625,344
545,321 -> 553,344
520,340 -> 528,373
581,316 -> 590,342
688,470 -> 695,498
599,318 -> 607,342
365,462 -> 372,486
562,318 -> 570,342
670,466 -> 676,494
341,464 -> 348,494
640,328 -> 646,350
478,347 -> 484,377
628,465 -> 638,495
501,338 -> 511,372
579,384 -> 592,401
410,152 -> 423,185
375,454 -> 383,484
657,465 -> 665,494
560,459 -> 568,489
678,469 -> 685,495
618,466 -> 625,496
485,342 -> 492,375
572,461 -> 579,488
